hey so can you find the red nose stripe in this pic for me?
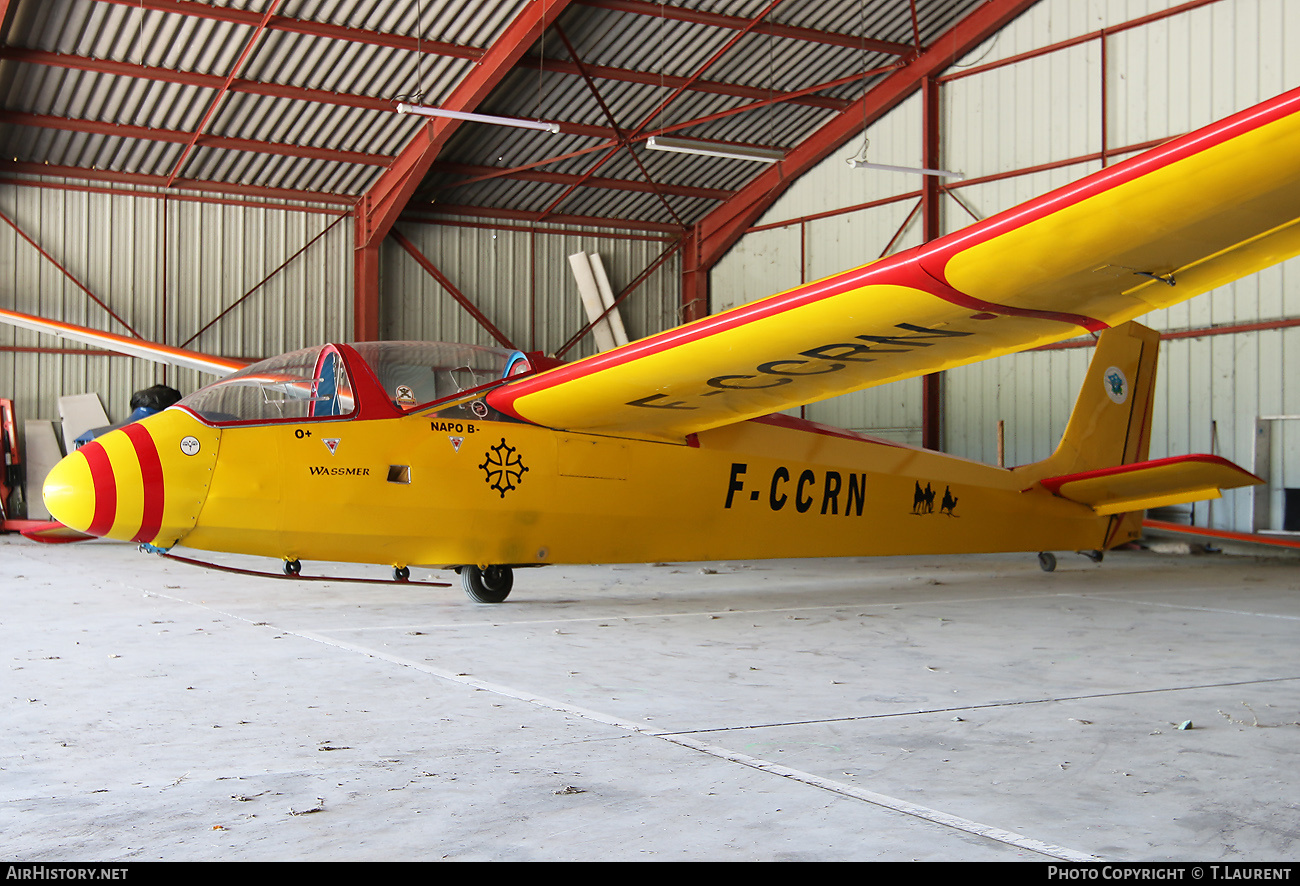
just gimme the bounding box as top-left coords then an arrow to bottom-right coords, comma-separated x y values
123,423 -> 164,543
80,441 -> 117,537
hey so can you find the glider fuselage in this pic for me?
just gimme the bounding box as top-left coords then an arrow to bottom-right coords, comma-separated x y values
47,401 -> 1127,571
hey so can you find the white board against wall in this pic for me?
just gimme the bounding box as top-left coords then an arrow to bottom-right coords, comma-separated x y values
58,393 -> 109,453
23,420 -> 63,521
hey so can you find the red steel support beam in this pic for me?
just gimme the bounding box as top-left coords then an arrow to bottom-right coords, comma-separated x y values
920,82 -> 942,243
0,47 -> 399,114
399,212 -> 674,243
1100,29 -> 1110,168
430,163 -> 734,201
0,110 -> 392,167
95,0 -> 484,60
389,229 -> 515,350
533,57 -> 851,111
353,0 -> 574,342
438,124 -> 789,196
351,244 -> 383,344
691,0 -> 1041,278
429,140 -> 621,191
920,76 -> 943,451
680,229 -> 707,324
412,203 -> 684,235
0,173 -> 347,216
163,0 -> 285,187
0,160 -> 353,207
907,0 -> 923,52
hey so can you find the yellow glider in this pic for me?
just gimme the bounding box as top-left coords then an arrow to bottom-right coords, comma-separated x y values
12,84 -> 1300,602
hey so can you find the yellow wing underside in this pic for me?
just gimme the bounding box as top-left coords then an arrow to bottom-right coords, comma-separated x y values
490,86 -> 1300,442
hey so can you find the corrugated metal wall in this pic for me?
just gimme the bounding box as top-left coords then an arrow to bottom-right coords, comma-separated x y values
0,183 -> 352,468
382,221 -> 681,360
711,0 -> 1300,532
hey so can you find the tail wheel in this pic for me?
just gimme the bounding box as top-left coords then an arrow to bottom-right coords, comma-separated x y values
283,559 -> 302,576
462,565 -> 513,603
393,565 -> 411,582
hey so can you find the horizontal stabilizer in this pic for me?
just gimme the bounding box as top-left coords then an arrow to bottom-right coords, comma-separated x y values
1040,455 -> 1262,516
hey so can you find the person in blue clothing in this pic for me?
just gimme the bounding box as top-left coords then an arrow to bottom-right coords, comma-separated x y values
73,384 -> 182,448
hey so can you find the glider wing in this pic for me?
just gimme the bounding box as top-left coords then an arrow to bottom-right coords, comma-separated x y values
490,86 -> 1300,442
0,308 -> 248,376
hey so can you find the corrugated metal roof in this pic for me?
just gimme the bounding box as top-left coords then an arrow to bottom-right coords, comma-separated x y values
0,0 -> 989,226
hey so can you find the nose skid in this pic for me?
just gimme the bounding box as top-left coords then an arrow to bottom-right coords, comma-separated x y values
42,408 -> 219,547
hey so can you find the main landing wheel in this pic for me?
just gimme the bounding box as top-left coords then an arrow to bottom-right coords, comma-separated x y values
461,565 -> 513,604
1037,552 -> 1057,573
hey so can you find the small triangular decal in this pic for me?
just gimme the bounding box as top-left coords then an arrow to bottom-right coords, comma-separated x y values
323,438 -> 340,455
449,436 -> 464,452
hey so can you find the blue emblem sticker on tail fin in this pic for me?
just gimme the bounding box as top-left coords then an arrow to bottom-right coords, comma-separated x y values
1104,367 -> 1129,404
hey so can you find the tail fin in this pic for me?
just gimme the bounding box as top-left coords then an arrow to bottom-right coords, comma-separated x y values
1029,322 -> 1261,549
1040,320 -> 1159,477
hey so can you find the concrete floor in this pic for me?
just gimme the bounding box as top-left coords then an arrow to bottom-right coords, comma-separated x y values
2,534 -> 1298,861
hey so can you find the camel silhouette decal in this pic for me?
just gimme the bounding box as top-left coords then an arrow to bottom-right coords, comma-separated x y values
913,481 -> 959,516
940,486 -> 959,516
912,481 -> 935,514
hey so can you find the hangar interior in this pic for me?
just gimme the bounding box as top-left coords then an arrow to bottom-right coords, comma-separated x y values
2,0 -> 1300,863
2,0 -> 1298,539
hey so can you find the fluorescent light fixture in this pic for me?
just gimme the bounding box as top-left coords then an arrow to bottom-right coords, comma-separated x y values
646,135 -> 784,163
847,159 -> 964,179
396,103 -> 561,134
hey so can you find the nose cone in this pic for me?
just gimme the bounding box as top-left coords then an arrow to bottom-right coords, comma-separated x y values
44,426 -> 166,542
43,447 -> 102,533
42,410 -> 219,546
